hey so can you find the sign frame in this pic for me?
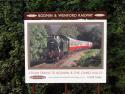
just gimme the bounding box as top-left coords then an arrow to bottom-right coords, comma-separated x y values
25,19 -> 107,83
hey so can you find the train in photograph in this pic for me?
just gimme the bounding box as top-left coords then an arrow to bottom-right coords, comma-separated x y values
42,35 -> 93,63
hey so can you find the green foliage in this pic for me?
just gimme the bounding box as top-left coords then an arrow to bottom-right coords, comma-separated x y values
78,49 -> 101,67
0,0 -> 125,94
84,0 -> 105,10
57,24 -> 80,38
29,24 -> 48,62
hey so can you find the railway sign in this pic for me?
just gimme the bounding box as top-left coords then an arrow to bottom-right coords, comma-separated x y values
24,12 -> 107,83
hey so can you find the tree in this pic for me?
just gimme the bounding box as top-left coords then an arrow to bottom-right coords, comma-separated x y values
77,25 -> 102,48
57,24 -> 80,38
29,24 -> 48,66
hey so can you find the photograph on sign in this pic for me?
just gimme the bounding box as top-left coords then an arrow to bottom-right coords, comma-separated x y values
25,20 -> 107,83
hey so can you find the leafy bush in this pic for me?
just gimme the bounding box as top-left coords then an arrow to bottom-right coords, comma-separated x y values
78,49 -> 101,67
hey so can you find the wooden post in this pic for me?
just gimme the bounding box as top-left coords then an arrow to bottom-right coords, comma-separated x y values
65,83 -> 68,94
32,84 -> 35,94
97,83 -> 101,94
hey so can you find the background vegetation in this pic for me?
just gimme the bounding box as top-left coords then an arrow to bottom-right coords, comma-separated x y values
29,24 -> 48,66
0,0 -> 125,94
57,24 -> 80,39
78,49 -> 101,67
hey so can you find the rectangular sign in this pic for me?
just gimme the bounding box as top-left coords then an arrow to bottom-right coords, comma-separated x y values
25,12 -> 107,83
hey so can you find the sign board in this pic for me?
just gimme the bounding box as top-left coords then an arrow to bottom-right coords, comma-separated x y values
24,12 -> 107,83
